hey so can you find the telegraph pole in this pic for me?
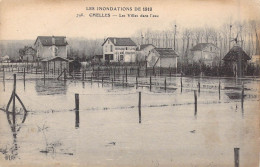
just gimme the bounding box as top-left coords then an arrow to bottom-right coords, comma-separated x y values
174,24 -> 177,50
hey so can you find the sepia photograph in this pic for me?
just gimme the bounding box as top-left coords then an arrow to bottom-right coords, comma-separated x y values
0,0 -> 259,166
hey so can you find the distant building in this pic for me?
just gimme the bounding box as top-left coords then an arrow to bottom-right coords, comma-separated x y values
102,37 -> 137,63
19,46 -> 36,62
0,55 -> 10,63
251,55 -> 260,66
34,36 -> 69,71
146,48 -> 179,68
34,36 -> 68,59
136,44 -> 155,62
190,43 -> 220,66
223,45 -> 251,77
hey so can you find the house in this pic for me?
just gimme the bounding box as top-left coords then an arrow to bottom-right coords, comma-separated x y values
190,43 -> 220,66
222,45 -> 251,77
34,36 -> 68,59
146,48 -> 179,68
102,37 -> 137,63
34,36 -> 69,72
19,46 -> 36,62
136,44 -> 155,62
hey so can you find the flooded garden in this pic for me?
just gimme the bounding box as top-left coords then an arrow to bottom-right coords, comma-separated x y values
0,71 -> 259,166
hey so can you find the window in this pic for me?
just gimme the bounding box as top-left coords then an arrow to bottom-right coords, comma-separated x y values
110,55 -> 114,60
110,45 -> 113,52
108,40 -> 110,44
120,55 -> 124,61
105,46 -> 107,52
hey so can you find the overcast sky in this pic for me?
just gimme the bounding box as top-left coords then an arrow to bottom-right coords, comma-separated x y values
0,0 -> 260,40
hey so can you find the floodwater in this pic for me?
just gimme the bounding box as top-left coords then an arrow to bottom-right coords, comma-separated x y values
0,72 -> 259,166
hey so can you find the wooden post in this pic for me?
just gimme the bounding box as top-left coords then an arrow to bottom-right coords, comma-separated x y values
113,68 -> 116,81
75,93 -> 79,110
153,66 -> 155,76
36,68 -> 38,74
122,75 -> 124,87
219,81 -> 221,100
112,78 -> 114,88
75,93 -> 79,128
150,76 -> 152,91
44,68 -> 46,84
102,77 -> 104,87
234,148 -> 239,167
126,68 -> 128,83
181,73 -> 183,93
164,77 -> 167,92
12,74 -> 16,129
138,92 -> 141,124
194,90 -> 197,116
23,68 -> 26,83
137,67 -> 140,77
3,69 -> 5,82
169,68 -> 171,78
64,69 -> 66,80
58,68 -> 60,75
91,74 -> 93,85
136,76 -> 138,89
82,70 -> 84,81
241,82 -> 244,109
198,81 -> 200,93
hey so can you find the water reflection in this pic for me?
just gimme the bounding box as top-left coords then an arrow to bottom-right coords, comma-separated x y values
35,79 -> 68,95
3,106 -> 27,160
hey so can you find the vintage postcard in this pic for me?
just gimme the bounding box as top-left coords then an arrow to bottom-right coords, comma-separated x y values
0,0 -> 260,166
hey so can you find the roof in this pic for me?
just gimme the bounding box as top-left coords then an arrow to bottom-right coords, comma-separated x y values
35,36 -> 68,46
137,44 -> 155,51
41,56 -> 69,62
102,37 -> 137,46
190,43 -> 218,51
222,45 -> 251,61
154,48 -> 179,58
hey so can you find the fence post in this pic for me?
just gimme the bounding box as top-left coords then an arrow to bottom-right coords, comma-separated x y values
102,76 -> 104,87
112,78 -> 114,88
150,76 -> 152,91
75,93 -> 79,128
241,82 -> 244,109
137,67 -> 140,77
138,92 -> 141,124
219,81 -> 221,100
82,70 -> 84,81
114,68 -> 116,81
122,75 -> 124,87
44,68 -> 46,84
234,148 -> 239,167
12,74 -> 16,128
136,76 -> 138,89
126,68 -> 128,83
3,69 -> 5,82
153,66 -> 155,76
23,68 -> 26,83
164,77 -> 167,92
36,68 -> 38,75
64,69 -> 66,80
181,73 -> 183,93
198,81 -> 200,93
194,90 -> 197,116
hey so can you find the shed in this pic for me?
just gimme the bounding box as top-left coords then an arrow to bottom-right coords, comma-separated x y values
146,48 -> 179,68
223,45 -> 251,77
41,56 -> 70,73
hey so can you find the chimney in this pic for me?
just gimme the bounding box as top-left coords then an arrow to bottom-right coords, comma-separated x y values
114,38 -> 116,44
52,36 -> 55,45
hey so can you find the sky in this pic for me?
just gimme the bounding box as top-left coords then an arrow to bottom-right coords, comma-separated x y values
0,0 -> 260,40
